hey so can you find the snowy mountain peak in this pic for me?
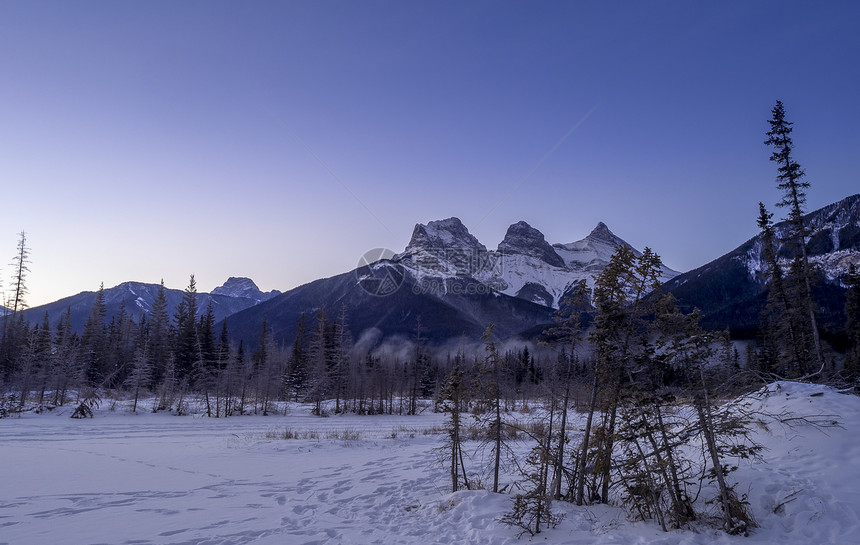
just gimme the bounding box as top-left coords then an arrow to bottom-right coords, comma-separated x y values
586,221 -> 622,244
497,221 -> 565,268
394,215 -> 678,309
551,222 -> 679,286
211,277 -> 281,303
553,222 -> 632,269
404,217 -> 486,253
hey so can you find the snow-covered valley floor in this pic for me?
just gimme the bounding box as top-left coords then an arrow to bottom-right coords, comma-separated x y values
1,383 -> 859,545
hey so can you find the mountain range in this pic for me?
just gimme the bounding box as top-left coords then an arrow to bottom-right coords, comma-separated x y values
20,193 -> 859,348
224,217 -> 679,346
21,277 -> 280,333
662,193 -> 860,338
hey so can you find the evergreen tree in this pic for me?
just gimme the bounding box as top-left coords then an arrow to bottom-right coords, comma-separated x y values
215,320 -> 231,416
106,300 -> 136,388
198,303 -> 216,367
765,100 -> 824,375
8,231 -> 30,315
81,283 -> 108,386
756,202 -> 805,374
149,280 -> 170,387
194,302 -> 218,416
1,231 -> 30,379
584,245 -> 664,504
586,246 -> 636,504
331,305 -> 351,413
51,307 -> 78,406
33,311 -> 53,405
234,339 -> 248,415
15,322 -> 37,410
286,313 -> 310,402
216,320 -> 230,371
252,317 -> 274,415
307,308 -> 330,415
173,275 -> 199,380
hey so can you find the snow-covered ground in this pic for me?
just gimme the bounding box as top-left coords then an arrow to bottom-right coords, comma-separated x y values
1,383 -> 858,545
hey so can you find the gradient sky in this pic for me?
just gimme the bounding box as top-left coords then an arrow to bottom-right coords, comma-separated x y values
2,1 -> 859,307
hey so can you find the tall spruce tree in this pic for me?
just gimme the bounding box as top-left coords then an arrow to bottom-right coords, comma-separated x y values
215,320 -> 231,416
286,313 -> 310,402
106,300 -> 136,388
9,231 -> 30,315
252,317 -> 276,415
307,308 -> 330,416
81,284 -> 108,385
173,275 -> 199,381
2,231 -> 31,378
198,302 -> 216,370
331,305 -> 351,413
149,280 -> 170,387
765,100 -> 824,375
52,307 -> 77,406
195,302 -> 217,416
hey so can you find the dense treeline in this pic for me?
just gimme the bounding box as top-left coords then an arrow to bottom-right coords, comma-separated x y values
0,270 -> 567,417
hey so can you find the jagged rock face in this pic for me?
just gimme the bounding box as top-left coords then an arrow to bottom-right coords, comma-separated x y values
498,221 -> 566,268
213,277 -> 264,300
401,217 -> 490,278
397,217 -> 678,308
404,217 -> 486,253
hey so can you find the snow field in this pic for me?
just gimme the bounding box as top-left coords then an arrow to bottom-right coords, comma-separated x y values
0,383 -> 858,545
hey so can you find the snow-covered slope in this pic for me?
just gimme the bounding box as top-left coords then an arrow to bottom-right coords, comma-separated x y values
2,382 -> 857,545
396,217 -> 679,308
743,193 -> 860,283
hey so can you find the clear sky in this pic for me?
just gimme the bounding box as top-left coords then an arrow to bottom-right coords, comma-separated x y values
2,1 -> 858,307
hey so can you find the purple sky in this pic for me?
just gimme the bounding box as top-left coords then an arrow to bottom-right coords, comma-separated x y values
2,1 -> 859,306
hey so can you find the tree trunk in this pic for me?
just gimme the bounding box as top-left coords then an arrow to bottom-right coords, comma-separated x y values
600,401 -> 618,504
493,395 -> 501,493
576,372 -> 599,505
